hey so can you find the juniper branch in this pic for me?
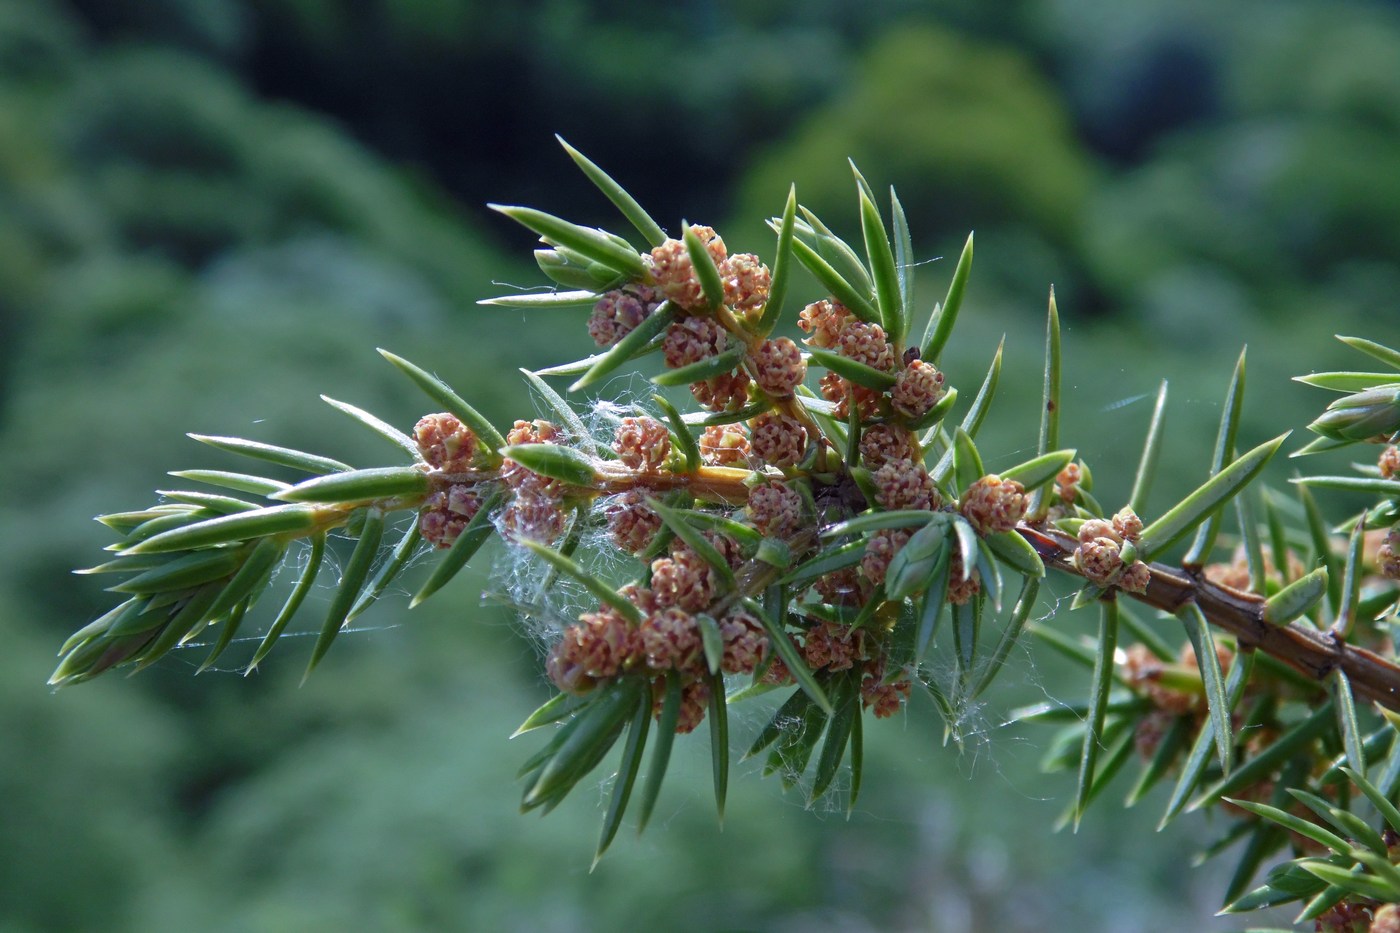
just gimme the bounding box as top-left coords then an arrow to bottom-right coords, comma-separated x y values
1020,522 -> 1400,713
51,139 -> 1400,928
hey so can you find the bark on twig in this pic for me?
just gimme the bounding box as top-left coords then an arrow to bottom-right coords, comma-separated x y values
1019,523 -> 1400,713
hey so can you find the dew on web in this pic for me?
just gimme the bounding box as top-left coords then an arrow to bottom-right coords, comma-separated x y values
1098,391 -> 1153,413
903,253 -> 945,271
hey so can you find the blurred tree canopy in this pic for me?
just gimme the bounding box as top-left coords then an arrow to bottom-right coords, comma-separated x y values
4,0 -> 1400,930
735,24 -> 1095,244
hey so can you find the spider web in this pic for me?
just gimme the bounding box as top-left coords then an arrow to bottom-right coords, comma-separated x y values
175,386 -> 1161,814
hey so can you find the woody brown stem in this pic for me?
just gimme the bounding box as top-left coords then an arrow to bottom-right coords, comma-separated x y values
1019,522 -> 1400,713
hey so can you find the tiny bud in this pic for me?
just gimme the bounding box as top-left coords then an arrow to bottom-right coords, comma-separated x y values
613,416 -> 671,472
814,566 -> 870,606
803,621 -> 862,672
749,411 -> 807,468
588,286 -> 661,347
694,531 -> 744,571
1312,900 -> 1373,933
947,550 -> 980,605
1204,551 -> 1253,591
861,528 -> 910,585
663,316 -> 728,369
651,676 -> 711,734
693,225 -> 727,264
1372,904 -> 1400,933
690,369 -> 751,412
761,652 -> 794,686
606,490 -> 662,554
506,418 -> 561,447
719,608 -> 767,675
747,482 -> 804,538
1117,561 -> 1151,594
1112,506 -> 1143,543
873,458 -> 938,511
699,423 -> 751,465
861,658 -> 910,718
649,225 -> 726,311
1077,518 -> 1118,544
1381,445 -> 1400,479
891,360 -> 946,419
546,606 -> 642,694
545,629 -> 596,695
1054,462 -> 1082,504
650,547 -> 717,613
1074,536 -> 1124,587
418,483 -> 483,548
1122,644 -> 1196,715
1380,528 -> 1400,579
751,337 -> 806,396
1133,709 -> 1175,759
836,321 -> 896,372
619,582 -> 661,616
819,372 -> 881,420
414,412 -> 478,473
640,607 -> 703,672
960,474 -> 1027,535
1309,385 -> 1400,442
502,419 -> 567,494
719,252 -> 771,316
446,484 -> 478,515
761,647 -> 795,683
501,490 -> 565,544
859,424 -> 919,469
797,299 -> 854,349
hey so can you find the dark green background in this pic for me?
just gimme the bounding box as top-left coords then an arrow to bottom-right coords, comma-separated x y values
4,1 -> 1400,929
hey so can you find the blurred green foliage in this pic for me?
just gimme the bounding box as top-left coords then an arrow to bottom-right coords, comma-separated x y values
5,0 -> 1400,929
735,24 -> 1095,245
